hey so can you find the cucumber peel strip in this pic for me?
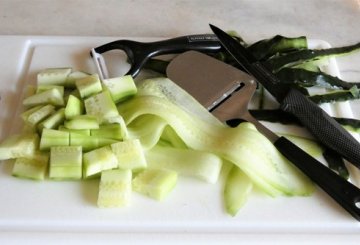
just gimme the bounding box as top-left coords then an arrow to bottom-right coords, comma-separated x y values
145,145 -> 223,184
224,165 -> 253,216
119,78 -> 314,197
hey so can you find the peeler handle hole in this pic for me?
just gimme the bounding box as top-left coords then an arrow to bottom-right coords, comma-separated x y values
99,50 -> 132,78
355,201 -> 360,209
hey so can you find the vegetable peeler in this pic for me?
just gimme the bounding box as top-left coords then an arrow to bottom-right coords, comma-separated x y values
90,34 -> 221,79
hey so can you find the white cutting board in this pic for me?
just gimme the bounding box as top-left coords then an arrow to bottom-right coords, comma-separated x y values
0,36 -> 360,242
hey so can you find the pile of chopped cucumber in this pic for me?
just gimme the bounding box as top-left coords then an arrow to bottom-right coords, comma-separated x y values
1,34 -> 359,216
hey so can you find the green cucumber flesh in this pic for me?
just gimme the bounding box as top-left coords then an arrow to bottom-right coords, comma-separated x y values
37,108 -> 66,132
49,146 -> 82,179
103,115 -> 129,140
160,126 -> 187,149
0,134 -> 39,160
12,153 -> 49,180
23,88 -> 64,107
39,129 -> 70,151
36,85 -> 65,94
37,68 -> 72,86
66,71 -> 90,88
64,115 -> 99,130
132,168 -> 177,201
84,91 -> 119,123
69,133 -> 117,152
65,94 -> 84,119
83,146 -> 118,178
102,75 -> 137,103
21,105 -> 43,122
224,165 -> 253,216
26,104 -> 55,127
145,145 -> 222,184
110,139 -> 147,170
58,126 -> 90,135
90,123 -> 123,140
75,74 -> 102,99
120,79 -> 315,196
97,169 -> 132,208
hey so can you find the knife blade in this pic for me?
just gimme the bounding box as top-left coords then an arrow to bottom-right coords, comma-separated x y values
210,24 -> 360,169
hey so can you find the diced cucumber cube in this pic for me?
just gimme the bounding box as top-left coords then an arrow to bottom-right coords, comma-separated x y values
37,68 -> 72,86
26,104 -> 55,127
102,75 -> 137,103
66,71 -> 90,88
84,91 -> 119,123
83,146 -> 118,178
97,169 -> 132,208
111,139 -> 147,170
23,88 -> 64,107
49,146 -> 82,179
64,95 -> 84,119
90,123 -> 123,140
132,168 -> 177,201
64,115 -> 99,129
37,108 -> 66,132
36,85 -> 64,95
70,133 -> 117,152
21,105 -> 43,122
0,134 -> 39,160
75,74 -> 102,98
39,129 -> 69,151
12,153 -> 49,180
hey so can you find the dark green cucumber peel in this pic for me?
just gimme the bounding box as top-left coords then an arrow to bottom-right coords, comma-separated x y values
308,86 -> 360,104
276,68 -> 359,90
265,42 -> 360,72
248,109 -> 360,131
323,148 -> 349,180
247,35 -> 307,61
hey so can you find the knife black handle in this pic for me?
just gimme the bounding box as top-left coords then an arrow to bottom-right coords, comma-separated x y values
274,136 -> 360,220
280,88 -> 360,168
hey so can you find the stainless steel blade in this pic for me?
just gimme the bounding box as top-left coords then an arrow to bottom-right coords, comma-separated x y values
166,51 -> 278,142
91,48 -> 110,80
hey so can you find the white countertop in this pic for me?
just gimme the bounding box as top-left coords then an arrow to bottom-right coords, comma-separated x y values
0,0 -> 360,244
1,0 -> 360,77
0,0 -> 359,45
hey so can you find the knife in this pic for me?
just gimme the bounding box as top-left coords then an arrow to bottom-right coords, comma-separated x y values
210,24 -> 360,169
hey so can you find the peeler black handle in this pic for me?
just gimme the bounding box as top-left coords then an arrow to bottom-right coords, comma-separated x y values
274,136 -> 360,221
147,34 -> 221,55
280,88 -> 360,169
93,34 -> 222,77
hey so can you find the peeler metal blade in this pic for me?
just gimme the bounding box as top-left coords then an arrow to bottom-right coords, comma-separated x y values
166,50 -> 252,114
91,48 -> 110,80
